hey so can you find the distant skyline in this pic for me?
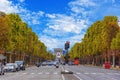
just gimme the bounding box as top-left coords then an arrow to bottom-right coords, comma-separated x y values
0,0 -> 120,50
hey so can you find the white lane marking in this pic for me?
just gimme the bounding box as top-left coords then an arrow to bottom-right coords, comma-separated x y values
61,66 -> 65,71
46,72 -> 50,74
62,74 -> 65,80
91,73 -> 96,74
38,73 -> 43,74
97,73 -> 104,75
74,74 -> 83,80
31,73 -> 35,74
53,72 -> 58,74
76,72 -> 81,74
23,73 -> 27,74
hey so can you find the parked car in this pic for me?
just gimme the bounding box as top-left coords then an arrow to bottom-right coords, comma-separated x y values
4,63 -> 16,72
15,61 -> 25,70
0,63 -> 5,75
35,62 -> 41,67
41,61 -> 47,66
14,63 -> 20,71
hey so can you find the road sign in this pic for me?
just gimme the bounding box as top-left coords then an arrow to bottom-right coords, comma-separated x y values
56,52 -> 62,58
54,48 -> 63,58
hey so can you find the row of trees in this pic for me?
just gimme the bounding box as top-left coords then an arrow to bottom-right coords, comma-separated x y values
0,12 -> 54,63
69,16 -> 120,66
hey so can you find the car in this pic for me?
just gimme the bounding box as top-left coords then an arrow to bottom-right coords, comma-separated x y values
68,61 -> 74,65
14,63 -> 20,71
46,60 -> 54,66
53,61 -> 59,68
61,60 -> 66,65
41,61 -> 47,66
35,62 -> 41,67
4,63 -> 16,72
15,61 -> 25,70
0,63 -> 5,75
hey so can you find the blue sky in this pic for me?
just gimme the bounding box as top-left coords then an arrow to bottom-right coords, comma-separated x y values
0,0 -> 120,50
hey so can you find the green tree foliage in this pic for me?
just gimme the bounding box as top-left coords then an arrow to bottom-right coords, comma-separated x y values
0,12 -> 53,60
0,12 -> 11,51
70,16 -> 119,60
111,30 -> 120,50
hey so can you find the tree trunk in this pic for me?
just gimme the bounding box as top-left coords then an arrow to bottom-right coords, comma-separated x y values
112,52 -> 115,68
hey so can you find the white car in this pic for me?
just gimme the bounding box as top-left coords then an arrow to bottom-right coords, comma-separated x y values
4,63 -> 16,72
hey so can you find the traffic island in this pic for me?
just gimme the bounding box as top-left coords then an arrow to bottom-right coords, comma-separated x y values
61,70 -> 73,74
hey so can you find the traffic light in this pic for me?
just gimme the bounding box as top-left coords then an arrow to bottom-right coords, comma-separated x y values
65,42 -> 70,50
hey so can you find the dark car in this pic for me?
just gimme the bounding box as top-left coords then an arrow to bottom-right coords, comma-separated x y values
15,61 -> 25,70
0,63 -> 4,75
68,61 -> 74,65
35,62 -> 41,67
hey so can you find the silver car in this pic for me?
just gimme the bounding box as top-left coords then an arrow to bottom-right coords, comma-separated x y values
0,63 -> 4,75
4,63 -> 16,72
14,63 -> 20,71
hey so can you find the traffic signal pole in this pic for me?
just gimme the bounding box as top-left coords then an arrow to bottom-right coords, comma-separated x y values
61,41 -> 73,74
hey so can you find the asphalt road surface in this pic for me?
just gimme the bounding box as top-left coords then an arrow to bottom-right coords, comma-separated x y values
66,65 -> 120,80
0,65 -> 120,80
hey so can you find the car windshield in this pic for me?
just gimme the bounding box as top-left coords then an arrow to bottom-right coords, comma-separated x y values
6,63 -> 14,66
15,61 -> 23,65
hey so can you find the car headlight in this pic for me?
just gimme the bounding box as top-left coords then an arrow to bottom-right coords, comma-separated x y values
20,64 -> 23,67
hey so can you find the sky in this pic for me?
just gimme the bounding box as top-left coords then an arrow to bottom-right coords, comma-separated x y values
0,0 -> 120,51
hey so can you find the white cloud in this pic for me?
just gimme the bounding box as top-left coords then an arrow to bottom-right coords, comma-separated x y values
0,0 -> 44,25
40,35 -> 65,50
68,0 -> 96,14
46,14 -> 56,18
69,34 -> 84,46
46,14 -> 88,35
69,0 -> 96,7
39,33 -> 84,50
0,0 -> 19,13
21,11 -> 44,25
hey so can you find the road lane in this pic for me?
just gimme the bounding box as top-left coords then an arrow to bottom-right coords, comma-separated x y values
0,66 -> 63,80
65,65 -> 120,80
1,65 -> 120,80
63,74 -> 80,80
